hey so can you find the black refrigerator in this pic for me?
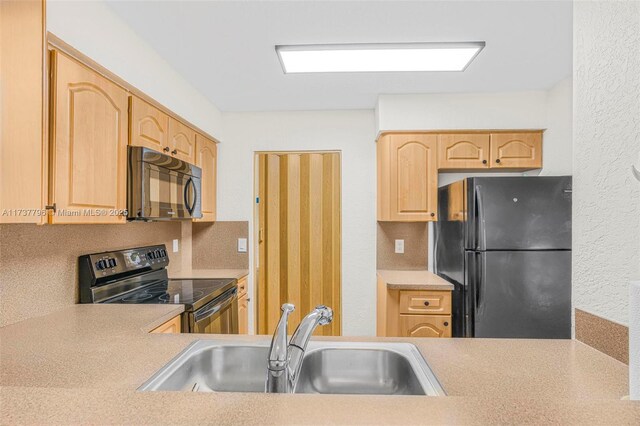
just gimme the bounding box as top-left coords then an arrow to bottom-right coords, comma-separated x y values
435,176 -> 572,339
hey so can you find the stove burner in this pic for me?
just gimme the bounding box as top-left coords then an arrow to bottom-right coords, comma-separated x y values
158,290 -> 204,303
121,292 -> 155,302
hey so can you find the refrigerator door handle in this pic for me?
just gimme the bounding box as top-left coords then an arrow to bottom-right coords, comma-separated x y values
476,253 -> 486,316
475,185 -> 487,251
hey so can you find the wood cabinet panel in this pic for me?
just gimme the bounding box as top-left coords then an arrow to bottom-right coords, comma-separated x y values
150,315 -> 181,334
438,134 -> 490,170
129,96 -> 169,153
194,134 -> 217,222
237,276 -> 248,298
168,117 -> 196,164
399,290 -> 452,315
399,314 -> 452,338
238,293 -> 249,334
50,51 -> 128,224
378,134 -> 438,222
0,0 -> 46,224
490,132 -> 542,169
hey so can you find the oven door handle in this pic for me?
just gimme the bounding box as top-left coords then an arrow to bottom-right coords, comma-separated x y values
194,287 -> 238,323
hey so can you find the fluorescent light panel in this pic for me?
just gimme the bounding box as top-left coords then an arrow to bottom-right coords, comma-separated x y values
276,42 -> 485,73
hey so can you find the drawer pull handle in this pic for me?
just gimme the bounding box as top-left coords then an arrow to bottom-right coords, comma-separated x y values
423,301 -> 430,307
444,322 -> 449,326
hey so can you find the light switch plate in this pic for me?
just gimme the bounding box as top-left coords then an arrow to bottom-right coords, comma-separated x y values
395,239 -> 405,254
238,238 -> 248,253
172,239 -> 179,253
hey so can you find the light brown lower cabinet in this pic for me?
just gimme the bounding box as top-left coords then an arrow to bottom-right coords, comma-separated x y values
237,276 -> 249,334
151,316 -> 181,334
377,275 -> 451,338
238,294 -> 249,335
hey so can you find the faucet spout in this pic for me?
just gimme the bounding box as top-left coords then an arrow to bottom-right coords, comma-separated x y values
265,304 -> 333,393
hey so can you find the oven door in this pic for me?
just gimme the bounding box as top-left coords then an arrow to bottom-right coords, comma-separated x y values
189,287 -> 239,334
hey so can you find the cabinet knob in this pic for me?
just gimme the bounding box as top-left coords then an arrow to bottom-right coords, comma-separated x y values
423,301 -> 430,307
430,212 -> 435,217
171,149 -> 178,155
163,146 -> 170,152
495,159 -> 501,164
444,321 -> 449,326
482,159 -> 487,164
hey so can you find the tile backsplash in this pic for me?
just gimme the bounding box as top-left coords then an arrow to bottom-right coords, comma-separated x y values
192,221 -> 249,269
377,222 -> 428,270
0,222 -> 182,327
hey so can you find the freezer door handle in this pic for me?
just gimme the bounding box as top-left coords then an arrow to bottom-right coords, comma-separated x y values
475,185 -> 487,251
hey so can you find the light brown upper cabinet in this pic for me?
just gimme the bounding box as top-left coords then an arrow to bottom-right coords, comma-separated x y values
195,134 -> 217,222
49,51 -> 128,224
490,132 -> 542,169
438,134 -> 490,170
168,117 -> 196,164
377,133 -> 438,221
129,96 -> 170,153
0,0 -> 46,224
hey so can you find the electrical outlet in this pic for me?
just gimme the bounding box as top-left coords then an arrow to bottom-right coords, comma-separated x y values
238,238 -> 248,253
172,239 -> 179,253
394,239 -> 405,254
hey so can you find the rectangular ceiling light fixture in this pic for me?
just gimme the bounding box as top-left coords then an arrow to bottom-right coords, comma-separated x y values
276,42 -> 485,73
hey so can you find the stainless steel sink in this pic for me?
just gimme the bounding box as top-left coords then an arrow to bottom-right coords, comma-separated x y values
139,340 -> 445,396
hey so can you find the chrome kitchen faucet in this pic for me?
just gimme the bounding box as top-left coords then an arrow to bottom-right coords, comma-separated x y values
266,303 -> 333,393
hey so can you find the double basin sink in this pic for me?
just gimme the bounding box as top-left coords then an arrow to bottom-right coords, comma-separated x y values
139,340 -> 446,396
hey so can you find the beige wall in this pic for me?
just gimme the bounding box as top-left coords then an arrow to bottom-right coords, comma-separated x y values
0,222 -> 182,327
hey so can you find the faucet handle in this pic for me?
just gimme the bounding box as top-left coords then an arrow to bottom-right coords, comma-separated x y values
267,303 -> 296,371
281,303 -> 295,313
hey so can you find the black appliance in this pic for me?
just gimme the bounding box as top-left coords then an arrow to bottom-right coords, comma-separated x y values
79,244 -> 238,334
435,176 -> 572,339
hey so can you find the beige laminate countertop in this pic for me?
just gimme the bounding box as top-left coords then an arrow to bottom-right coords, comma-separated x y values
169,268 -> 248,280
378,269 -> 455,290
1,305 -> 638,425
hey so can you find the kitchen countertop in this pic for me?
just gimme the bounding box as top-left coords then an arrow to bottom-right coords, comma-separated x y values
378,269 -> 455,290
169,268 -> 249,280
1,305 -> 638,425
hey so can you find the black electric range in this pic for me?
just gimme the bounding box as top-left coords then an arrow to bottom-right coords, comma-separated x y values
78,245 -> 239,333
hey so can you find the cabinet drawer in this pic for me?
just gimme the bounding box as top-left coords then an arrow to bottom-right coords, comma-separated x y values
399,291 -> 451,315
400,315 -> 452,338
237,276 -> 248,298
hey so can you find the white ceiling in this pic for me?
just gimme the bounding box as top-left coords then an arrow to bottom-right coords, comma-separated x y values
106,0 -> 572,112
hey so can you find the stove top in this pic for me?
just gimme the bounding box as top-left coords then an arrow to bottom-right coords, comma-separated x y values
105,278 -> 236,311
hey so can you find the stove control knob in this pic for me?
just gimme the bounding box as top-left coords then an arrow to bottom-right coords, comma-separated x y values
96,260 -> 106,270
147,251 -> 155,260
108,258 -> 117,268
154,249 -> 162,258
160,249 -> 167,257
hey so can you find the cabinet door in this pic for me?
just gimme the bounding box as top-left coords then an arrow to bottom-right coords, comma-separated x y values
50,52 -> 128,224
388,134 -> 438,221
150,316 -> 181,334
490,132 -> 542,169
399,315 -> 452,338
438,134 -> 490,170
0,0 -> 46,224
129,96 -> 169,153
168,117 -> 196,164
194,134 -> 217,222
238,294 -> 249,334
